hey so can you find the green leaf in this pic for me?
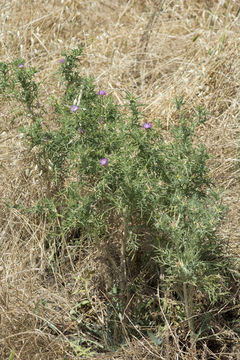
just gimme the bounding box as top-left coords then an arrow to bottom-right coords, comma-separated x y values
9,351 -> 15,360
147,331 -> 162,346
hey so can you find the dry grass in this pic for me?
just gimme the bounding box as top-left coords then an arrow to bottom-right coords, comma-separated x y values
0,0 -> 240,359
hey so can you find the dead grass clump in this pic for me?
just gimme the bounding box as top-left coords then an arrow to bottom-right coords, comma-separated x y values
0,0 -> 239,359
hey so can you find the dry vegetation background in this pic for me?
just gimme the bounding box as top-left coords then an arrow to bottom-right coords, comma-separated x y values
0,0 -> 240,359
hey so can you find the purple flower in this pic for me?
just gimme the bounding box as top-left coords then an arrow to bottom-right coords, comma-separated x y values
98,90 -> 106,97
59,58 -> 65,63
70,105 -> 79,113
100,158 -> 108,167
99,118 -> 104,124
142,122 -> 152,129
18,64 -> 24,68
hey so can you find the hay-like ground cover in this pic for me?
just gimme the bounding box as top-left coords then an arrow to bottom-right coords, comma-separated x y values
0,0 -> 239,359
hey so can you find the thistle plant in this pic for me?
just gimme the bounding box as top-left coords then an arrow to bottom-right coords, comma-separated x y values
0,62 -> 11,92
1,48 -> 232,348
15,60 -> 39,113
0,58 -> 39,115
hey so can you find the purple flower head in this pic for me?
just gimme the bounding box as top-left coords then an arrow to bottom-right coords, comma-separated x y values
70,105 -> 79,113
142,122 -> 152,129
98,90 -> 106,97
18,64 -> 24,69
100,157 -> 108,167
99,118 -> 104,124
59,58 -> 65,63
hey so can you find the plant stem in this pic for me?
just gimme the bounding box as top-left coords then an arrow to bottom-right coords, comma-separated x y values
120,213 -> 128,300
183,282 -> 196,349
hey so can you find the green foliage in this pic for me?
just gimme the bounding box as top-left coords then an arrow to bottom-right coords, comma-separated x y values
15,64 -> 38,111
68,341 -> 95,358
0,62 -> 11,91
0,58 -> 39,113
1,48 -> 233,349
8,351 -> 15,360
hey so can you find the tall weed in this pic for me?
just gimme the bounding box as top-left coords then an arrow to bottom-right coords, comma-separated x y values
0,48 -> 233,349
